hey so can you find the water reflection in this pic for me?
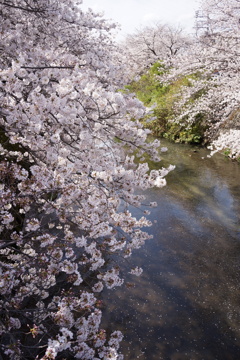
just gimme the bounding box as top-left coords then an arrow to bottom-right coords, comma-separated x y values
102,141 -> 240,360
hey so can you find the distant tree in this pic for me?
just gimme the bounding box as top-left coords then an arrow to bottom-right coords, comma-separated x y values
123,23 -> 192,75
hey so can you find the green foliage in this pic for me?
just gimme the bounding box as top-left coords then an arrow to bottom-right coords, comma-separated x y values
126,62 -> 168,105
223,148 -> 231,157
127,63 -> 208,144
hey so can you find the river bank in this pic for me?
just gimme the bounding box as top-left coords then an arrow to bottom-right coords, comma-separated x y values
126,61 -> 240,161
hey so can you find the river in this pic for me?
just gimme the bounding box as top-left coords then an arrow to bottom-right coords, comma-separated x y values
101,140 -> 240,360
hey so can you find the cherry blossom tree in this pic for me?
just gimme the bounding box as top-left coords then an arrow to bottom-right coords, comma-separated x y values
0,1 -> 173,359
162,0 -> 240,157
123,23 -> 191,75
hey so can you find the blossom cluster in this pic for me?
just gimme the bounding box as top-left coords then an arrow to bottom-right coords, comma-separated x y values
0,1 -> 172,359
159,0 -> 240,157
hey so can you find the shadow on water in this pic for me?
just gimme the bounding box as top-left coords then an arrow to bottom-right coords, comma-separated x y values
101,140 -> 240,360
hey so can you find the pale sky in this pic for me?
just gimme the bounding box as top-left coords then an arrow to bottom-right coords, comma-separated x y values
81,0 -> 200,40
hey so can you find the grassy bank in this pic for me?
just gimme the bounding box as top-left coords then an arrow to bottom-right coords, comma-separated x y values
127,62 -> 208,144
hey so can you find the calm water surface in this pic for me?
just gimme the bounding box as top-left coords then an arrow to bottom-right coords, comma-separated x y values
102,141 -> 240,360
